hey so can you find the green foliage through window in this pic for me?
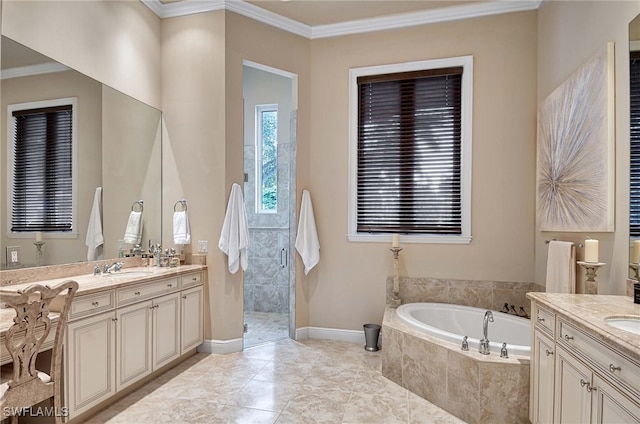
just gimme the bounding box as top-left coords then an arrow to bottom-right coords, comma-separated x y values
258,106 -> 277,212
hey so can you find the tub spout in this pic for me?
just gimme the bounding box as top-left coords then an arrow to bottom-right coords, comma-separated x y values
479,311 -> 494,355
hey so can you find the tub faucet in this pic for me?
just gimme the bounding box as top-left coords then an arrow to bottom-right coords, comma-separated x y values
479,310 -> 494,355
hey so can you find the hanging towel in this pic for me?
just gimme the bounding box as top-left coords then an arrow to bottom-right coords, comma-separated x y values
545,241 -> 576,293
218,183 -> 249,274
85,187 -> 104,261
173,210 -> 191,245
295,190 -> 320,275
123,211 -> 143,245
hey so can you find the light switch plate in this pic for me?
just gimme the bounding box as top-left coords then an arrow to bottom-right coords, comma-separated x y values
198,240 -> 208,253
6,246 -> 20,268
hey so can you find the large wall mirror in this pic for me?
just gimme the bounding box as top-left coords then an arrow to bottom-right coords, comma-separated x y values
630,15 -> 640,275
1,36 -> 162,269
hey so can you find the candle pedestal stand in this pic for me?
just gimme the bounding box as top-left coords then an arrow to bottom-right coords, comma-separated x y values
34,241 -> 45,266
577,261 -> 606,294
389,247 -> 403,308
630,263 -> 640,281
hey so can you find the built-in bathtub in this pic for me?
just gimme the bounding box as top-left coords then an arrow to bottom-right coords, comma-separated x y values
382,303 -> 531,424
396,302 -> 531,356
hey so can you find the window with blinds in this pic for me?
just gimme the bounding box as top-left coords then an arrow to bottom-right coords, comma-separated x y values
10,104 -> 73,232
357,68 -> 462,234
631,51 -> 640,237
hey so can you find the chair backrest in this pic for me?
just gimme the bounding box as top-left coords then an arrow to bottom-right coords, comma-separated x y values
1,280 -> 78,410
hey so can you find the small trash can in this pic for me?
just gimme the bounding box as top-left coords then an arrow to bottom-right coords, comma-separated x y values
363,323 -> 381,352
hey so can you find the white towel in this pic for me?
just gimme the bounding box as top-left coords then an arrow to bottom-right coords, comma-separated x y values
173,211 -> 191,245
545,241 -> 576,293
295,190 -> 320,275
123,211 -> 143,245
218,183 -> 249,274
85,187 -> 104,261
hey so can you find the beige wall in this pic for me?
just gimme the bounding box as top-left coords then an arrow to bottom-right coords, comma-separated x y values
307,11 -> 537,330
1,0 -> 161,109
535,1 -> 640,294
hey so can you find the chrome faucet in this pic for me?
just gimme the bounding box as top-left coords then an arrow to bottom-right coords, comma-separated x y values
479,310 -> 494,355
104,262 -> 123,274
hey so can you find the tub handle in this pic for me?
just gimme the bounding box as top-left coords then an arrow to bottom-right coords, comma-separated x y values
461,336 -> 469,351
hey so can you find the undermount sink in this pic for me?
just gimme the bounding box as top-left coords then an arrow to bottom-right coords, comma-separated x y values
103,271 -> 152,279
604,316 -> 640,335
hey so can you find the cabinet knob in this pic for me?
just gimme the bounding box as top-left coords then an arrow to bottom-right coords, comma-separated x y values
563,334 -> 574,341
167,283 -> 173,287
135,291 -> 141,296
545,349 -> 554,356
112,318 -> 118,322
182,295 -> 187,299
609,364 -> 621,373
92,301 -> 99,307
580,379 -> 595,392
192,277 -> 197,281
537,317 -> 545,323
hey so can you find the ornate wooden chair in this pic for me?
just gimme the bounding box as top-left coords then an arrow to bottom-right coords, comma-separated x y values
0,280 -> 78,423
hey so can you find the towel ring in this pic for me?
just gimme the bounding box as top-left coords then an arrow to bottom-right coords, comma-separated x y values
131,200 -> 144,212
174,199 -> 187,212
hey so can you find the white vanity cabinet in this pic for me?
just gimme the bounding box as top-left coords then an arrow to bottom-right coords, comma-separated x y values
63,268 -> 205,421
529,296 -> 640,424
65,308 -> 117,417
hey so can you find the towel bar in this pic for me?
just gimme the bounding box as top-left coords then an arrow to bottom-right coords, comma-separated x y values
131,200 -> 144,212
174,199 -> 187,212
545,239 -> 584,248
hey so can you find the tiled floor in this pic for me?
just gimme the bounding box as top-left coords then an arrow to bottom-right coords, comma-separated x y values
83,339 -> 465,424
243,311 -> 289,348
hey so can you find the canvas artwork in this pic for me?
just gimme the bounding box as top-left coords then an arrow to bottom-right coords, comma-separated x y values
537,43 -> 615,232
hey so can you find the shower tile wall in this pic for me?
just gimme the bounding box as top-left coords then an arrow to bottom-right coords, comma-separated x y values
244,143 -> 290,314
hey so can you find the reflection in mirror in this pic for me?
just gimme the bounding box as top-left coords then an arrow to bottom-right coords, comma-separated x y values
630,14 -> 640,277
1,36 -> 162,269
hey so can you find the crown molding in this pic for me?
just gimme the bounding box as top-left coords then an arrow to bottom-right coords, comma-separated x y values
1,62 -> 70,80
142,0 -> 542,39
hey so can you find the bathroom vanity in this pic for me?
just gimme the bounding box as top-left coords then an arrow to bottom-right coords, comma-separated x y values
0,264 -> 205,422
527,293 -> 640,424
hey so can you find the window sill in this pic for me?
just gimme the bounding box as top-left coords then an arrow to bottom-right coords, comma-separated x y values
347,233 -> 472,244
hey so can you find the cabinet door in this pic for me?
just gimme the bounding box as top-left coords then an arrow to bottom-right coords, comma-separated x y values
591,375 -> 640,424
181,285 -> 203,354
153,292 -> 181,369
65,311 -> 116,418
116,300 -> 153,391
555,346 -> 593,423
533,330 -> 555,424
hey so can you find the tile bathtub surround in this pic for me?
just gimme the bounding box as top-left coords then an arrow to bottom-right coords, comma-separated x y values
382,307 -> 530,424
82,339 -> 465,424
386,276 -> 543,315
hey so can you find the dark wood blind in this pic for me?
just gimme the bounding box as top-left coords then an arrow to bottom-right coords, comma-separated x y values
356,67 -> 463,234
11,105 -> 73,232
631,51 -> 640,237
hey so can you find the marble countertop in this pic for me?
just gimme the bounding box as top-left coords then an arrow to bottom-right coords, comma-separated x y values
526,293 -> 640,362
0,264 -> 205,297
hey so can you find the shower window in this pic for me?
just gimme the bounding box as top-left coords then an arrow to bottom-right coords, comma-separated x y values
256,104 -> 278,213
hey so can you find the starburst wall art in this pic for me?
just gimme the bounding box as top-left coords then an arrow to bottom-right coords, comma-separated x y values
537,42 -> 615,232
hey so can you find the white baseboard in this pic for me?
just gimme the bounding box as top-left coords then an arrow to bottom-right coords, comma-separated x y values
296,326 -> 367,344
198,338 -> 243,354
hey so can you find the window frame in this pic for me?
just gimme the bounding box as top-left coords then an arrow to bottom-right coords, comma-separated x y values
348,56 -> 473,244
255,103 -> 278,214
7,97 -> 78,239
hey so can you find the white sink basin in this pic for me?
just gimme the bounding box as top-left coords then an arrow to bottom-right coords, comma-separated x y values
604,316 -> 640,335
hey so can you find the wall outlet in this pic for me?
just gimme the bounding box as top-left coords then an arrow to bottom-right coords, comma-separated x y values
6,246 -> 20,267
197,240 -> 208,253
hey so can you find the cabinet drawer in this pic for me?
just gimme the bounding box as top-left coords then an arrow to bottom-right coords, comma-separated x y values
559,319 -> 640,397
117,277 -> 180,306
70,291 -> 115,320
534,305 -> 555,336
181,272 -> 203,289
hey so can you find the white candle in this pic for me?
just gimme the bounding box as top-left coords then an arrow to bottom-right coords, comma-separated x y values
35,231 -> 42,242
634,240 -> 640,264
584,239 -> 599,263
392,234 -> 400,248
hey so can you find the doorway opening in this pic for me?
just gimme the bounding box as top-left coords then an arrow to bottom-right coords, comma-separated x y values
242,61 -> 297,349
